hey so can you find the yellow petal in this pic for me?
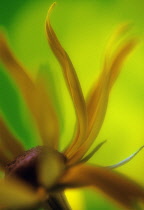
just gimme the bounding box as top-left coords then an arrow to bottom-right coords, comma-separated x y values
0,178 -> 44,208
0,117 -> 24,158
38,148 -> 65,188
59,164 -> 144,210
46,3 -> 87,154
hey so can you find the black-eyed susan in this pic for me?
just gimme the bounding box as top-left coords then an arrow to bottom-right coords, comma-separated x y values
0,2 -> 143,210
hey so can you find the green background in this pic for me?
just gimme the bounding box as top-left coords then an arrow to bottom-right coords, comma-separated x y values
0,0 -> 144,209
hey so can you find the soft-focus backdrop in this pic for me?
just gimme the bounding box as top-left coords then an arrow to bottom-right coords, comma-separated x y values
0,0 -> 144,209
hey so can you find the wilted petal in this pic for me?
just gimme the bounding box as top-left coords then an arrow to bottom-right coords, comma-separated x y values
46,3 -> 87,154
0,117 -> 24,158
0,178 -> 45,208
59,164 -> 144,210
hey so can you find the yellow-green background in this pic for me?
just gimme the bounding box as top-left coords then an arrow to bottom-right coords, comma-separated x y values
0,0 -> 144,209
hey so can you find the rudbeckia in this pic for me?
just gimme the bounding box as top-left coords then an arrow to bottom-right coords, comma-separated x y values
0,2 -> 143,210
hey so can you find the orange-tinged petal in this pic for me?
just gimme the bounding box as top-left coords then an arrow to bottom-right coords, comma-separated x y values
108,38 -> 138,90
0,178 -> 45,208
59,164 -> 144,210
84,23 -> 131,133
0,117 -> 24,158
0,33 -> 36,102
46,3 -> 87,154
87,25 -> 138,133
0,33 -> 60,147
68,35 -> 138,164
105,23 -> 132,61
68,74 -> 109,164
0,33 -> 42,138
87,38 -> 138,135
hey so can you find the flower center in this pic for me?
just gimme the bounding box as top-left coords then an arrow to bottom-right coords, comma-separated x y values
5,146 -> 66,188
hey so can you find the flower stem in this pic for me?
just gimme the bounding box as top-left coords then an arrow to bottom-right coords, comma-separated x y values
42,192 -> 71,210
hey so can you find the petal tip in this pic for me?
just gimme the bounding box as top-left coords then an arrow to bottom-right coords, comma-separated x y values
47,2 -> 57,18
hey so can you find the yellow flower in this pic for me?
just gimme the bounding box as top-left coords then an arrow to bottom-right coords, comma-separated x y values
0,2 -> 143,210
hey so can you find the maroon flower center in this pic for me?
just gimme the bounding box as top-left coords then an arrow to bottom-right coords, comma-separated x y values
5,146 -> 66,188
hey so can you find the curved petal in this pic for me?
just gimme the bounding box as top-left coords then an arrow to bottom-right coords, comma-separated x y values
108,38 -> 138,90
87,38 -> 138,131
46,3 -> 87,154
0,33 -> 36,102
68,29 -> 138,164
105,23 -> 132,62
59,164 -> 144,210
0,178 -> 46,209
68,74 -> 109,164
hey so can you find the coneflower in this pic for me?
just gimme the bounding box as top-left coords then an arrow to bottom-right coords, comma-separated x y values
0,3 -> 143,210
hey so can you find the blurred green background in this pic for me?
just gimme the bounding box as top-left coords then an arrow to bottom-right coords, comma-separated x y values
0,0 -> 144,209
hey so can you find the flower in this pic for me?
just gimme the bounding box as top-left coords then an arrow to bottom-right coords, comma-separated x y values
0,2 -> 143,210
